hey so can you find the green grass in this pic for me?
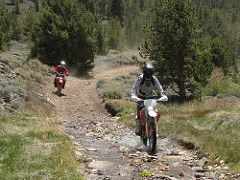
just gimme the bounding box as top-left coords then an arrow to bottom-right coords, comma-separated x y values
141,171 -> 153,177
0,113 -> 83,180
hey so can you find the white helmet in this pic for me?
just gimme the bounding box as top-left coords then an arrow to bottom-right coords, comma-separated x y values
60,61 -> 66,66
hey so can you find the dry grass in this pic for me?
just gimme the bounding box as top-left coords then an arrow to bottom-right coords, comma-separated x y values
98,75 -> 136,100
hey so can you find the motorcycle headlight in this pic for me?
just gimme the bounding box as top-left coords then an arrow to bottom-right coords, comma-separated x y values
147,106 -> 154,111
149,111 -> 157,117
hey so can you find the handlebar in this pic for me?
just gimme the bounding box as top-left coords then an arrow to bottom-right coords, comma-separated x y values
55,72 -> 66,76
137,95 -> 168,103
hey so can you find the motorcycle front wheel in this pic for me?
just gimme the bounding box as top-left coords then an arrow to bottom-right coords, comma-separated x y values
141,125 -> 147,146
149,122 -> 157,153
57,85 -> 62,95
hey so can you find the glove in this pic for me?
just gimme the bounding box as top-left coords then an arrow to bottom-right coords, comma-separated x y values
131,95 -> 141,102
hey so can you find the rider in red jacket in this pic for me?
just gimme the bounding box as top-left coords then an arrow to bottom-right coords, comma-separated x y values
54,61 -> 69,88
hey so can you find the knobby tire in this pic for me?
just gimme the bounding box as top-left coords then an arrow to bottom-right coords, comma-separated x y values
149,122 -> 157,153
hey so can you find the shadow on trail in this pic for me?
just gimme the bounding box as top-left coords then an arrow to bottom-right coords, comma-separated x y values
77,73 -> 94,80
53,91 -> 67,97
68,67 -> 95,80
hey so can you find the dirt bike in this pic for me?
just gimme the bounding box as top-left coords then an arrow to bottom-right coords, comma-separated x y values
55,72 -> 66,95
139,96 -> 168,153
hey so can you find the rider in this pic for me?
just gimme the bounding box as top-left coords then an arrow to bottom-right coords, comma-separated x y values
131,63 -> 167,136
54,60 -> 69,88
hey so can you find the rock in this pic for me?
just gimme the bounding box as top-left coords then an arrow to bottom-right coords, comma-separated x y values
220,160 -> 225,164
103,177 -> 111,180
91,168 -> 98,174
86,147 -> 98,151
207,166 -> 213,171
192,167 -> 208,173
219,174 -> 225,179
179,171 -> 185,177
222,166 -> 229,170
195,173 -> 205,178
196,157 -> 208,167
134,159 -> 144,164
128,153 -> 139,158
104,134 -> 113,140
147,154 -> 158,159
75,151 -> 83,158
119,146 -> 129,153
88,161 -> 118,172
215,166 -> 221,170
150,175 -> 178,180
172,162 -> 181,168
135,146 -> 144,152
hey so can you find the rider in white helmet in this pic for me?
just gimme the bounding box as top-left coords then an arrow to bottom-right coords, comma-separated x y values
131,63 -> 167,136
54,60 -> 69,88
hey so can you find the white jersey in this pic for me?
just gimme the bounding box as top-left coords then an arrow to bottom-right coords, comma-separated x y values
131,74 -> 164,102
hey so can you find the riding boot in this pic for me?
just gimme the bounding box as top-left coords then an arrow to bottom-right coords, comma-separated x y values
135,119 -> 142,136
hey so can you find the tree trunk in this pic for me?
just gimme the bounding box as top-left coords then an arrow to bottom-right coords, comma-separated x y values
177,80 -> 186,103
35,0 -> 39,12
19,0 -> 23,3
15,0 -> 20,15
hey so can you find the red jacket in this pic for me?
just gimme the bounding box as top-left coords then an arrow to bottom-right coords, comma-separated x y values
54,65 -> 69,76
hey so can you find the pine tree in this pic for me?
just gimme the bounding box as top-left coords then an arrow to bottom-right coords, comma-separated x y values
140,0 -> 199,101
192,40 -> 214,86
210,38 -> 237,74
110,0 -> 125,26
30,0 -> 104,70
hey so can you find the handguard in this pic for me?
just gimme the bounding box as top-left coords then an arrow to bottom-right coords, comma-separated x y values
157,95 -> 168,102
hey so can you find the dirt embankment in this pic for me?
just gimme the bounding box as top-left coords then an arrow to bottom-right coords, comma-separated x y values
47,53 -> 233,180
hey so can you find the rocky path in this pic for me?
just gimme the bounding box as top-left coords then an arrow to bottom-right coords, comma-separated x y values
47,65 -> 229,180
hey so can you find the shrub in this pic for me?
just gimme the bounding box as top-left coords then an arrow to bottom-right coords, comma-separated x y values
30,0 -> 104,70
96,79 -> 105,88
202,79 -> 240,97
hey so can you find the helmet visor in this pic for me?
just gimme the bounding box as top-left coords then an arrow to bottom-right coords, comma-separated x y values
144,70 -> 153,79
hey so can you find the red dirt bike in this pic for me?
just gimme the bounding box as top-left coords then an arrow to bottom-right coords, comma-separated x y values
55,72 -> 66,95
139,96 -> 168,153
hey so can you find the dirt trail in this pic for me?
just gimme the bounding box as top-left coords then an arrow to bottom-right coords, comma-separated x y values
47,65 -> 222,180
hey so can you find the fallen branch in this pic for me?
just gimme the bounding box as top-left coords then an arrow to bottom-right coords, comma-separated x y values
3,104 -> 20,114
